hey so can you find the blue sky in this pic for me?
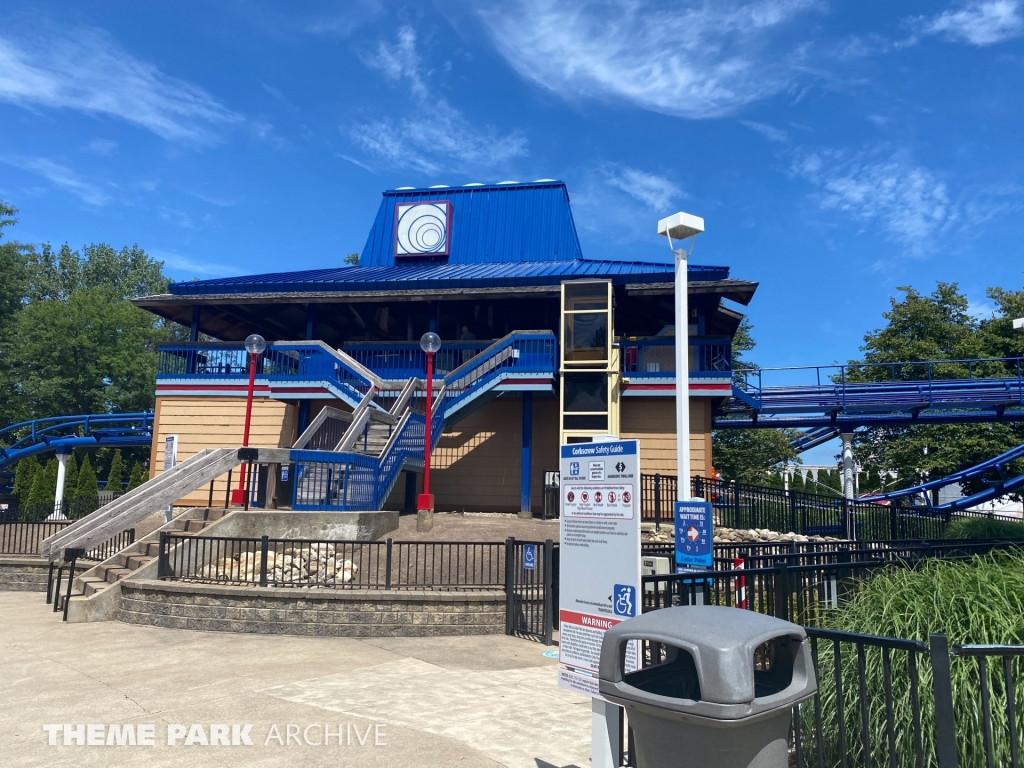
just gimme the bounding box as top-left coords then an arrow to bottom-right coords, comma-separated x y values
2,1 -> 1023,448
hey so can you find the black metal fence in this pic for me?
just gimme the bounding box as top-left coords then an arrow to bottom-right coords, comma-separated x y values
0,497 -> 107,523
158,533 -> 507,591
638,474 -> 1021,539
506,539 -> 557,645
45,527 -> 136,621
1,520 -> 72,554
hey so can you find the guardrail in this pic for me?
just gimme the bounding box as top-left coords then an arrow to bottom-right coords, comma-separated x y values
621,336 -> 732,377
158,533 -> 507,591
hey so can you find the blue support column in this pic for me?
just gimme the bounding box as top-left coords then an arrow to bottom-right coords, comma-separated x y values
305,304 -> 315,340
520,392 -> 533,518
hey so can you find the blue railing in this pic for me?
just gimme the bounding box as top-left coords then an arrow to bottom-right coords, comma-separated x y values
290,387 -> 445,511
730,356 -> 1024,412
344,341 -> 492,379
620,336 -> 732,378
444,332 -> 557,415
158,342 -> 379,404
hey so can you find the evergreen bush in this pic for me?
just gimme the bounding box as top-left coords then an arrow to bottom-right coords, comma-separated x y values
105,449 -> 125,492
76,456 -> 100,514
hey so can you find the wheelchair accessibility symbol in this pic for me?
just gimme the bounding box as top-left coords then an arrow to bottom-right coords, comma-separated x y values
613,584 -> 636,618
523,544 -> 536,571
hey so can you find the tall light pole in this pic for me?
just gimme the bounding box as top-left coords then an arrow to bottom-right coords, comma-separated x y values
231,333 -> 266,506
418,331 -> 441,531
658,212 -> 704,502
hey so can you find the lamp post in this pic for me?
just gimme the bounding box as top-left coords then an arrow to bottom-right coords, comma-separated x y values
231,333 -> 266,506
657,212 -> 704,503
417,331 -> 441,531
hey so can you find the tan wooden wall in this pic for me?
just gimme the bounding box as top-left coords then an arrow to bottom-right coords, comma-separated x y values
620,397 -> 713,478
149,396 -> 297,508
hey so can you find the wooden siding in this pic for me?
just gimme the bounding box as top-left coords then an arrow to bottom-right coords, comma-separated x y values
149,396 -> 297,508
620,397 -> 713,478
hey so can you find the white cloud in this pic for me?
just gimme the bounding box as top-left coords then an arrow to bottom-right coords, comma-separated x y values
740,119 -> 789,142
0,155 -> 111,205
474,0 -> 819,120
149,248 -> 242,277
967,297 -> 998,319
0,27 -> 241,144
920,0 -> 1023,45
83,138 -> 118,156
158,206 -> 194,229
791,149 -> 955,255
348,27 -> 527,174
603,166 -> 682,210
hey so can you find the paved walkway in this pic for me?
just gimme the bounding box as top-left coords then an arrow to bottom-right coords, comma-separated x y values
0,592 -> 589,768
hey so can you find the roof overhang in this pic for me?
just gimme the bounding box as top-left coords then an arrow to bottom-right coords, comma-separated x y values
624,279 -> 758,306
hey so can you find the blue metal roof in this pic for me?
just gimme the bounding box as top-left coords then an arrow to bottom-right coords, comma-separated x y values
359,180 -> 582,268
168,260 -> 730,295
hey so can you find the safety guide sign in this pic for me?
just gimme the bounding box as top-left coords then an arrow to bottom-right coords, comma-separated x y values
558,439 -> 641,698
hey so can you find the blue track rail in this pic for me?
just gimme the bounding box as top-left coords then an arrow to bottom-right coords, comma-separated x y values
717,357 -> 1024,430
0,413 -> 154,470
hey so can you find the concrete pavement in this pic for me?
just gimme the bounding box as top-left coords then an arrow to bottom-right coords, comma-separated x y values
0,592 -> 590,768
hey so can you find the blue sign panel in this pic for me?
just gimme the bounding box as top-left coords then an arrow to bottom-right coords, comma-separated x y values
523,544 -> 537,571
674,501 -> 713,570
613,584 -> 637,618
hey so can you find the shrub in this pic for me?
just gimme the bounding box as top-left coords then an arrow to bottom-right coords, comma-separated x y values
126,461 -> 146,491
76,456 -> 100,514
942,515 -> 1024,541
105,449 -> 124,491
808,552 -> 1024,767
12,456 -> 40,501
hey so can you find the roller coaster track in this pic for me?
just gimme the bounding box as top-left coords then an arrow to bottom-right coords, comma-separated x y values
0,413 -> 154,471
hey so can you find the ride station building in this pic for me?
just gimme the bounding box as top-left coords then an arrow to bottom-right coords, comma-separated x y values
134,180 -> 756,514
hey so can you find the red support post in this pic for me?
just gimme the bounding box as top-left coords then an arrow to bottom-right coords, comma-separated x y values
231,351 -> 257,506
418,351 -> 435,512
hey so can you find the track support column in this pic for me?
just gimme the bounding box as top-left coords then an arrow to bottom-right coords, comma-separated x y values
53,452 -> 70,519
841,432 -> 855,499
519,392 -> 533,519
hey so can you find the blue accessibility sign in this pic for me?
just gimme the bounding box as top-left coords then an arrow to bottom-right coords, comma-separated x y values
613,584 -> 637,618
523,544 -> 537,571
675,500 -> 713,570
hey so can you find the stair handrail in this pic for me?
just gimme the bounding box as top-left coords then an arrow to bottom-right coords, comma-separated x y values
389,377 -> 421,417
292,406 -> 354,450
443,330 -> 552,388
43,447 -> 243,560
336,407 -> 373,452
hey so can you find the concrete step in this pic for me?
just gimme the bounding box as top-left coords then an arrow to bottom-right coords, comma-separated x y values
97,564 -> 133,584
81,577 -> 110,597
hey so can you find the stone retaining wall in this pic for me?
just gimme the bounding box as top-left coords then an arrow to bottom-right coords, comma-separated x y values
118,580 -> 506,637
0,557 -> 50,592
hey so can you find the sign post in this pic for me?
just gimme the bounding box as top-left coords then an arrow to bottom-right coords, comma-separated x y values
558,438 -> 641,768
163,435 -> 178,523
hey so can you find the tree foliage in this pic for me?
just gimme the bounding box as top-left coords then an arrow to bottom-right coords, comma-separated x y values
12,456 -> 39,501
849,282 -> 1024,496
105,449 -> 125,492
76,456 -> 99,509
126,461 -> 146,491
0,208 -> 181,428
61,453 -> 79,502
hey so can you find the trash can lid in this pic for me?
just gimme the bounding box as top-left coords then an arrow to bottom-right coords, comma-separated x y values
598,606 -> 816,720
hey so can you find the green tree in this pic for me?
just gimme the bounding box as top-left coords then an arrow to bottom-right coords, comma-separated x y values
713,429 -> 802,483
105,449 -> 125,492
0,201 -> 29,332
12,456 -> 40,501
28,459 -> 57,507
126,461 -> 146,491
61,453 -> 79,504
848,282 -> 1024,495
790,471 -> 805,492
344,253 -> 360,265
76,456 -> 100,512
0,230 -> 180,425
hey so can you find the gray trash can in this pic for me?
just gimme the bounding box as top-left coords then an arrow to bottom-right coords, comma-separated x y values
599,605 -> 816,768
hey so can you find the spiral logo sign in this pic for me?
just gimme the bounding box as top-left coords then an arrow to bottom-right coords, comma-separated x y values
395,201 -> 451,256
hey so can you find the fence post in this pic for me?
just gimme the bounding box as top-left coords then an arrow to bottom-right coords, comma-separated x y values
158,531 -> 169,579
385,538 -> 393,590
45,562 -> 55,604
63,549 -> 79,621
844,499 -> 856,541
930,633 -> 960,768
504,537 -> 515,635
788,487 -> 797,534
224,468 -> 233,508
654,474 -> 662,531
773,562 -> 790,621
259,535 -> 269,586
543,539 -> 554,646
890,504 -> 899,541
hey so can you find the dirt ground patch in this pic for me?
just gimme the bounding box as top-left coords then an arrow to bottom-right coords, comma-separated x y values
392,511 -> 560,543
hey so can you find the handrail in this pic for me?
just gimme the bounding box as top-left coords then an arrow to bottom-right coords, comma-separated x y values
291,406 -> 353,450
444,330 -> 552,385
389,377 -> 420,417
337,407 -> 372,452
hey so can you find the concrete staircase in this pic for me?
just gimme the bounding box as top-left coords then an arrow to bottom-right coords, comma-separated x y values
56,507 -> 233,622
